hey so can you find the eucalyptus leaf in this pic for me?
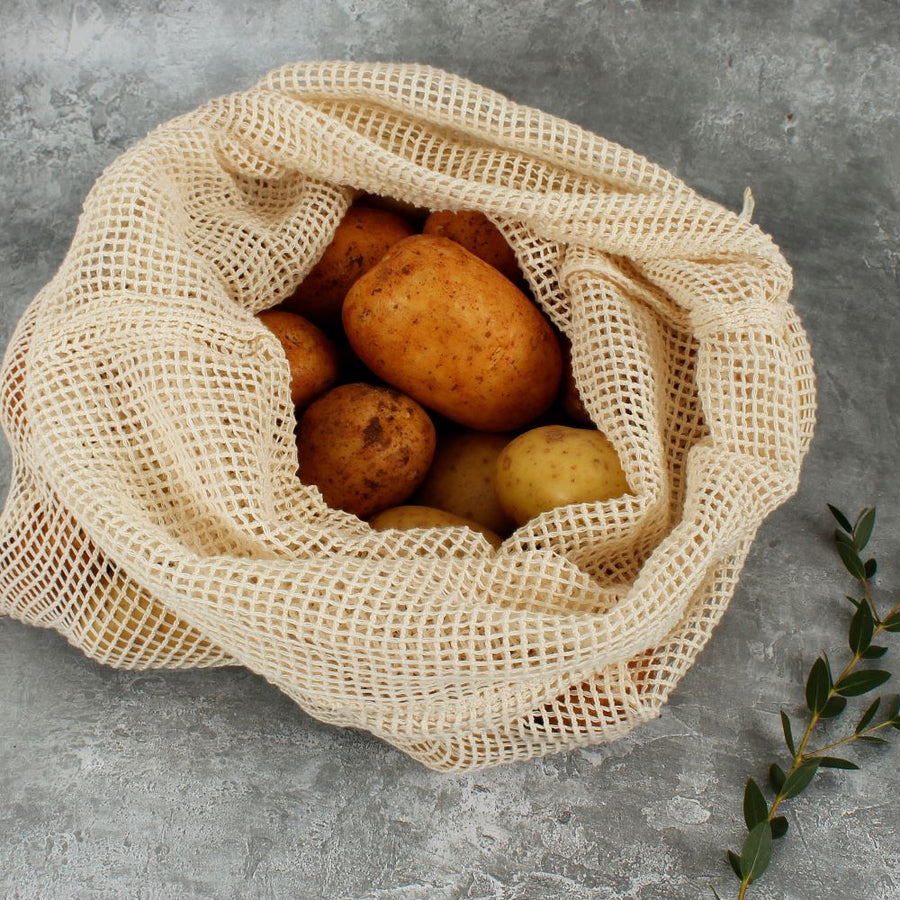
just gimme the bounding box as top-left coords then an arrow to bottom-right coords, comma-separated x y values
817,756 -> 860,770
862,645 -> 888,659
805,657 -> 832,714
770,816 -> 789,839
835,669 -> 891,697
743,778 -> 768,830
780,710 -> 795,755
849,601 -> 875,655
827,504 -> 852,533
883,612 -> 900,633
854,507 -> 876,550
780,758 -> 821,799
768,763 -> 786,793
836,541 -> 866,581
739,821 -> 773,883
819,695 -> 847,718
856,697 -> 881,734
834,529 -> 854,548
864,558 -> 877,579
726,849 -> 743,880
857,735 -> 888,745
844,595 -> 862,609
885,696 -> 900,721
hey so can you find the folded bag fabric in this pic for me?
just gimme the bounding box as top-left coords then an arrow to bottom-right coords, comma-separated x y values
0,62 -> 815,771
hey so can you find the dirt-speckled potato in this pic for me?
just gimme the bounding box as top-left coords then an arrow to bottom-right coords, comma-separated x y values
423,209 -> 521,283
369,505 -> 503,550
257,310 -> 339,410
413,430 -> 515,535
296,383 -> 436,518
285,205 -> 415,326
343,235 -> 562,432
495,425 -> 631,526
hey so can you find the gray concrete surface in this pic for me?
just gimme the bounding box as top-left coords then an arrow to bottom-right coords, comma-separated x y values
2,1 -> 899,898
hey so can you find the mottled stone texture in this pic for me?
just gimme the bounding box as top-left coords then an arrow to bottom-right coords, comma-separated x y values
1,2 -> 899,898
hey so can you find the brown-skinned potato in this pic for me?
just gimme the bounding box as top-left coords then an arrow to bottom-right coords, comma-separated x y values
342,235 -> 562,432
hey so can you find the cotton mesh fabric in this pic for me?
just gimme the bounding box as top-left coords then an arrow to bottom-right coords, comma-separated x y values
0,62 -> 815,771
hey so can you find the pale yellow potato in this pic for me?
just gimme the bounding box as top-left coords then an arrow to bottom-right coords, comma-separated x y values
414,430 -> 515,535
495,425 -> 631,526
369,505 -> 503,550
296,383 -> 436,518
343,235 -> 562,432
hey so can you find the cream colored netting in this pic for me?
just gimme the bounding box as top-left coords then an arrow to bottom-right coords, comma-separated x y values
0,62 -> 815,771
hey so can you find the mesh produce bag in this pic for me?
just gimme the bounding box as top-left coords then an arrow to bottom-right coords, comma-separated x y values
0,62 -> 815,771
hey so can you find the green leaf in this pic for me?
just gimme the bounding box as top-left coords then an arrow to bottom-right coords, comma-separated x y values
817,756 -> 860,770
854,507 -> 876,550
858,735 -> 888,745
740,821 -> 773,883
726,849 -> 743,880
864,558 -> 877,579
780,758 -> 822,799
862,645 -> 888,659
743,778 -> 768,830
844,595 -> 862,609
835,669 -> 891,697
770,815 -> 789,839
805,657 -> 832,714
836,541 -> 866,581
849,600 -> 875,655
856,697 -> 881,733
835,529 -> 854,548
780,710 -> 795,755
884,695 -> 900,721
769,763 -> 786,793
820,695 -> 847,718
828,504 -> 853,533
883,612 -> 900,633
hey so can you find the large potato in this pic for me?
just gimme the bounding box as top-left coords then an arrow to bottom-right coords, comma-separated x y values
369,505 -> 503,550
257,310 -> 339,410
285,205 -> 415,326
423,210 -> 521,282
296,383 -> 436,518
413,430 -> 514,535
342,235 -> 562,431
495,425 -> 631,526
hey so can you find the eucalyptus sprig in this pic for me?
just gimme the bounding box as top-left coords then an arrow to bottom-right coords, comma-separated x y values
724,505 -> 900,899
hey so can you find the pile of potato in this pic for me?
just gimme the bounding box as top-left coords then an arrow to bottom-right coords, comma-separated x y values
259,198 -> 631,548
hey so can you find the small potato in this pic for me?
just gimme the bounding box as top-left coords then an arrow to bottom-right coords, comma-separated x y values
343,235 -> 562,432
285,205 -> 415,326
495,425 -> 631,526
423,210 -> 521,283
414,430 -> 514,535
297,383 -> 436,518
257,310 -> 339,409
369,505 -> 503,550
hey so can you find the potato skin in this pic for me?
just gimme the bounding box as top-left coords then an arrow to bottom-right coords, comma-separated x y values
423,210 -> 521,283
342,235 -> 562,432
413,430 -> 514,535
369,505 -> 503,550
285,205 -> 415,327
296,383 -> 436,518
495,425 -> 631,525
257,310 -> 339,410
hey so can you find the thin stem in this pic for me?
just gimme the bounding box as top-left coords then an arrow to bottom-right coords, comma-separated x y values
808,719 -> 896,756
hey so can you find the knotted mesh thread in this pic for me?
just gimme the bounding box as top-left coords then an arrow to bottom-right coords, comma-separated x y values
0,62 -> 814,771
